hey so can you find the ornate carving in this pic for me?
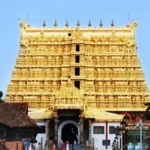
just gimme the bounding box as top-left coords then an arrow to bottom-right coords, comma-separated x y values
5,21 -> 149,114
54,84 -> 85,106
72,29 -> 83,41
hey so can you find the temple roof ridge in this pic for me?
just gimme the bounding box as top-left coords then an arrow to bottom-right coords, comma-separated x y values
19,19 -> 138,32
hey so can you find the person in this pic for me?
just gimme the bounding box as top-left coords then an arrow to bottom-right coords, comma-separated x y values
58,140 -> 63,150
37,142 -> 41,150
33,144 -> 36,150
71,128 -> 78,145
61,141 -> 66,150
44,140 -> 49,150
49,140 -> 54,150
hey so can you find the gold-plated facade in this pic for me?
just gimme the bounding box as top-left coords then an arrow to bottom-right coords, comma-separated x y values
5,20 -> 150,120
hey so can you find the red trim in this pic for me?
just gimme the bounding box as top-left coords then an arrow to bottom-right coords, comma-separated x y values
106,122 -> 108,149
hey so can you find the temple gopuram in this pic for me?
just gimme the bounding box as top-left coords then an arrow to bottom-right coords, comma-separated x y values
4,20 -> 150,150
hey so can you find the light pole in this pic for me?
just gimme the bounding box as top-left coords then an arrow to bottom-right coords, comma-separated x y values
120,114 -> 130,150
112,114 -> 130,150
137,119 -> 143,150
112,127 -> 124,149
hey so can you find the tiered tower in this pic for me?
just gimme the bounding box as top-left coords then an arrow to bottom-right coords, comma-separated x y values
4,20 -> 150,149
5,20 -> 150,115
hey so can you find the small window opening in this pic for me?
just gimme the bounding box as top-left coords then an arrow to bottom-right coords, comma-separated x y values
75,67 -> 80,76
93,126 -> 104,134
75,56 -> 80,63
146,114 -> 150,120
74,81 -> 80,89
76,44 -> 80,52
68,33 -> 71,36
37,126 -> 45,133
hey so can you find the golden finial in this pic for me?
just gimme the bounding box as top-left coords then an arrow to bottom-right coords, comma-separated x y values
43,20 -> 46,27
99,20 -> 103,27
77,20 -> 80,27
88,20 -> 92,27
54,20 -> 57,27
111,20 -> 114,27
65,20 -> 69,27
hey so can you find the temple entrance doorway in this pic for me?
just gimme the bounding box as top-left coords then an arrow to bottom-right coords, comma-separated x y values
58,120 -> 80,144
62,123 -> 78,144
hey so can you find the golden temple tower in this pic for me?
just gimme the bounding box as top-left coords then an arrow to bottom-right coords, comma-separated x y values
5,20 -> 149,111
4,20 -> 150,149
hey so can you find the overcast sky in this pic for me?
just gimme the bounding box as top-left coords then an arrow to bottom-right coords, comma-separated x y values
0,0 -> 150,96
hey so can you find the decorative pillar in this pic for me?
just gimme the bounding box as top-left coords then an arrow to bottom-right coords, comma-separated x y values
54,117 -> 58,142
46,120 -> 50,141
53,111 -> 59,149
88,120 -> 92,146
79,111 -> 84,144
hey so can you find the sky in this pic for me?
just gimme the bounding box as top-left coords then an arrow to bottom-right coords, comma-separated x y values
0,0 -> 150,96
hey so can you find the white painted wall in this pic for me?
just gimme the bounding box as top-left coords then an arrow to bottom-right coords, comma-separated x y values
92,123 -> 106,150
28,121 -> 46,150
35,122 -> 46,149
92,122 -> 121,150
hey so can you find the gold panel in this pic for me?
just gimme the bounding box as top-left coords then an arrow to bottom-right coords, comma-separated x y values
4,20 -> 150,120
